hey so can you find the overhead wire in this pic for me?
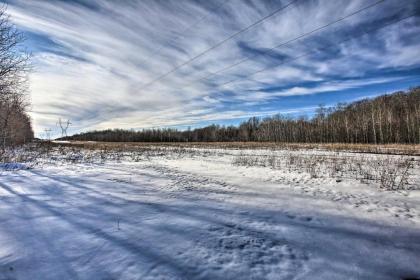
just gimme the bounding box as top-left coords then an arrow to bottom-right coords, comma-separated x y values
151,0 -> 390,94
215,13 -> 417,90
137,0 -> 301,91
191,0 -> 387,85
149,0 -> 231,59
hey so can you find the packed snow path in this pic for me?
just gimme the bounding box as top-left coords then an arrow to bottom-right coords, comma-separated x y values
1,157 -> 420,279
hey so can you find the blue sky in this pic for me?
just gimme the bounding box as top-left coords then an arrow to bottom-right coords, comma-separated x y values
4,0 -> 420,137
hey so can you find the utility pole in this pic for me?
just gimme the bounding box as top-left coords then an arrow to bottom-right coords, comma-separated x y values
44,129 -> 52,141
57,118 -> 71,137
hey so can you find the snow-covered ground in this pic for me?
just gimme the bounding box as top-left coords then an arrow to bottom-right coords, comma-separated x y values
1,146 -> 420,279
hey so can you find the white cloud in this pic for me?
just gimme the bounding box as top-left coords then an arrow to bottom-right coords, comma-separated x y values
5,0 -> 420,137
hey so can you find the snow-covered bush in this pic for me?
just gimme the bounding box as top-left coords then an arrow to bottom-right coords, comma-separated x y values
232,151 -> 418,191
378,158 -> 414,191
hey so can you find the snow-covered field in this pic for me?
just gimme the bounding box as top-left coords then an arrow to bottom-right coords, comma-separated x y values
1,145 -> 420,279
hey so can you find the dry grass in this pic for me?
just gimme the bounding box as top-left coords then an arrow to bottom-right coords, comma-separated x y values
4,142 -> 419,191
53,141 -> 420,156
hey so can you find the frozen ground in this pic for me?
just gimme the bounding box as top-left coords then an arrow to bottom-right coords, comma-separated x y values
1,146 -> 420,279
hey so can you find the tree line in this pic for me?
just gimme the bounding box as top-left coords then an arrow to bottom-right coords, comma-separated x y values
64,87 -> 420,144
0,7 -> 33,148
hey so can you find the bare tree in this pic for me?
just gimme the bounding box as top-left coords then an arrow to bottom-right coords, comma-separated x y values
62,88 -> 420,144
0,5 -> 32,149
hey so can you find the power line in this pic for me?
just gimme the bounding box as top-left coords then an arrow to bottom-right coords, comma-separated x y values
184,0 -> 387,87
149,0 -> 231,59
216,12 -> 416,90
138,0 -> 300,90
160,0 -> 389,94
196,0 -> 388,83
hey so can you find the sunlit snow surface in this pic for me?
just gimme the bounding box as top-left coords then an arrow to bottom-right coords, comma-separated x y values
1,147 -> 420,279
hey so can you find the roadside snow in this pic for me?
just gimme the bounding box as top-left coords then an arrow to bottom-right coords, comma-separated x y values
0,148 -> 420,279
